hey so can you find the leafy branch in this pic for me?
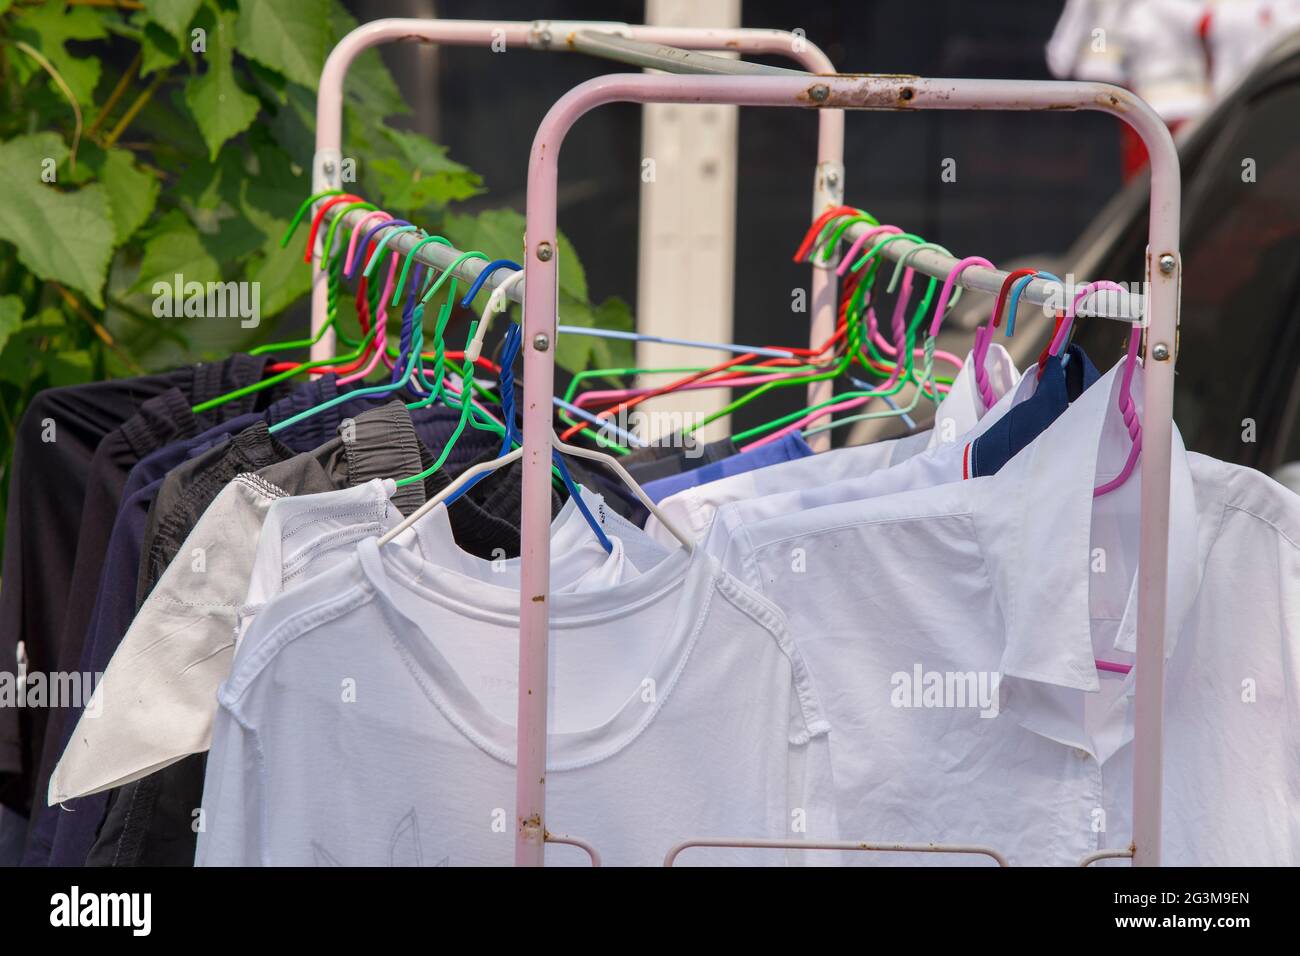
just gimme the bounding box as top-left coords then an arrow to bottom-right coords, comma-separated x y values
0,0 -> 633,553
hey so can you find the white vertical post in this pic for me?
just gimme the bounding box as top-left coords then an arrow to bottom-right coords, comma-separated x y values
636,0 -> 741,446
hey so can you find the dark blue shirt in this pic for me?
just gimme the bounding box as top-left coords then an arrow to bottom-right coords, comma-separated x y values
968,344 -> 1100,479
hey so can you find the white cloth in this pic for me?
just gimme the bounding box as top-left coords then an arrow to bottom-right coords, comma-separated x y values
50,477 -> 651,805
196,541 -> 837,866
644,345 -> 1019,546
697,360 -> 1041,570
1048,0 -> 1210,121
716,360 -> 1300,865
1047,0 -> 1130,83
1205,1 -> 1300,96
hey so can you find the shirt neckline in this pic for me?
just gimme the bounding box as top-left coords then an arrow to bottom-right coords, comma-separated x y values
353,535 -> 707,769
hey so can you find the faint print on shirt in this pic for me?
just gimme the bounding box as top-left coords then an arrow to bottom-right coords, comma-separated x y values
890,664 -> 1002,718
311,808 -> 449,867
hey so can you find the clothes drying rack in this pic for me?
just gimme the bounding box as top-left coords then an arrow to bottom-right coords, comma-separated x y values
308,31 -> 1181,868
309,18 -> 847,446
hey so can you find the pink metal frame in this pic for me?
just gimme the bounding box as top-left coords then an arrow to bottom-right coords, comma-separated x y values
522,73 -> 1180,867
310,19 -> 845,441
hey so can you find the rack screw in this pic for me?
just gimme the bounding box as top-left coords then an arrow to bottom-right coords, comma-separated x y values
533,333 -> 550,352
540,29 -> 553,45
1158,253 -> 1176,275
536,241 -> 553,261
810,85 -> 829,103
322,160 -> 336,176
825,170 -> 840,190
1152,343 -> 1171,361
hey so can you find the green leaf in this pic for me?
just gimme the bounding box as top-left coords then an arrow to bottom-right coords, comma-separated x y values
240,142 -> 309,225
444,208 -> 587,303
556,295 -> 635,372
0,135 -> 115,306
46,349 -> 94,388
244,225 -> 311,319
140,20 -> 183,77
328,0 -> 406,119
95,150 -> 161,244
234,0 -> 330,89
143,0 -> 204,42
0,309 -> 71,387
11,4 -> 107,108
183,6 -> 260,159
0,296 -> 23,358
131,210 -> 221,293
366,129 -> 484,214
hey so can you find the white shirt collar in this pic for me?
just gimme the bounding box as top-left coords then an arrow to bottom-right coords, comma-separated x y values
926,343 -> 1021,449
978,360 -> 1203,693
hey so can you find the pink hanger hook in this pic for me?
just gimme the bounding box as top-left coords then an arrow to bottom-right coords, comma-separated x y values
928,256 -> 995,339
1049,281 -> 1129,355
836,224 -> 903,277
344,210 -> 393,278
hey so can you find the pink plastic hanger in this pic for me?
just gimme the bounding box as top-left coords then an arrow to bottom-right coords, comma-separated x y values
1048,281 -> 1142,497
338,253 -> 398,385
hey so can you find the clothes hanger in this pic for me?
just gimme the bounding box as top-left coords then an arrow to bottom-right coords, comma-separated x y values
558,215 -> 927,450
321,201 -> 378,265
760,243 -> 976,447
376,411 -> 698,553
556,333 -> 834,445
255,194 -> 386,367
1043,281 -> 1142,497
791,205 -> 868,264
338,248 -> 399,386
194,198 -> 386,415
394,270 -> 612,552
267,239 -> 442,436
551,213 -> 857,446
810,211 -> 880,265
1002,270 -> 1061,338
937,256 -> 1000,411
735,238 -> 962,448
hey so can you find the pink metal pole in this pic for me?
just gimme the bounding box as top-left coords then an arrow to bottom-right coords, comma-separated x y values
309,18 -> 845,422
524,73 -> 1179,867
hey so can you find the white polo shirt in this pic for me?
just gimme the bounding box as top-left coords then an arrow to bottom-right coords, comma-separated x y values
644,344 -> 1019,546
695,357 -> 1041,573
717,361 -> 1300,865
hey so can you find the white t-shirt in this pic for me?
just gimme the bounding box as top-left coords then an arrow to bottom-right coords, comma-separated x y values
715,361 -> 1300,865
197,540 -> 837,866
51,476 -> 654,805
643,345 -> 1019,546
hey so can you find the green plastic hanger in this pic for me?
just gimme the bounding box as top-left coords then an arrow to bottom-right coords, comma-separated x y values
726,238 -> 955,444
